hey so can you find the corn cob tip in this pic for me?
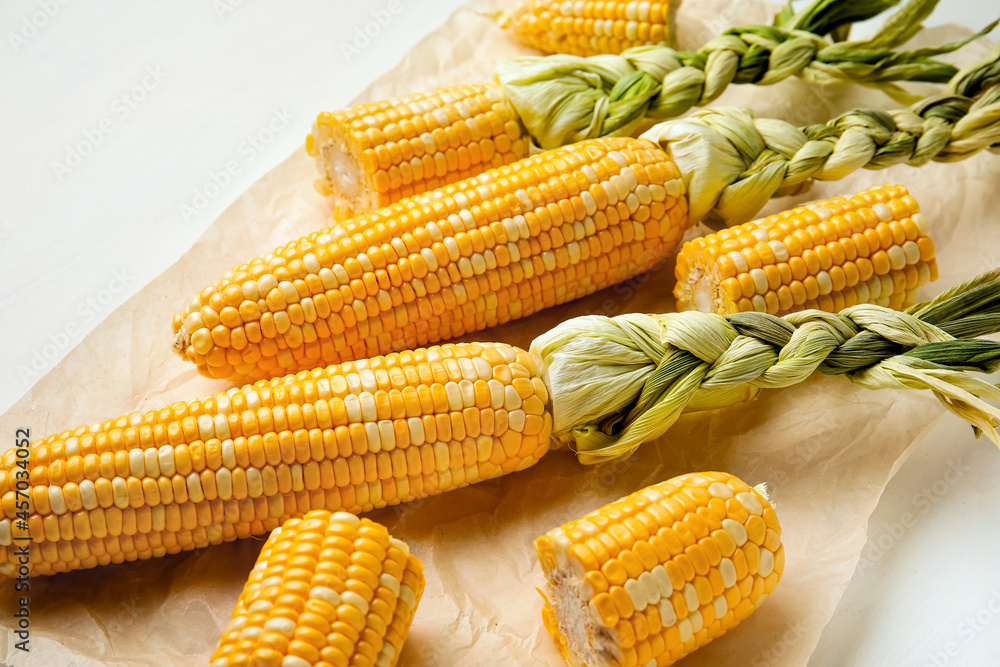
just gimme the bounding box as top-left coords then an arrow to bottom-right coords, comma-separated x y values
537,472 -> 783,667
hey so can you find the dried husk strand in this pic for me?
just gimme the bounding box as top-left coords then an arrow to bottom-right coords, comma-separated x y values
642,43 -> 1000,225
530,268 -> 1000,464
497,0 -> 997,149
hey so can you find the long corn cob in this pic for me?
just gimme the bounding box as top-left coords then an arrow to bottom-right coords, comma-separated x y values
0,341 -> 551,576
310,0 -> 980,218
536,472 -> 782,666
511,0 -> 677,57
675,184 -> 938,315
177,137 -> 688,382
211,511 -> 424,667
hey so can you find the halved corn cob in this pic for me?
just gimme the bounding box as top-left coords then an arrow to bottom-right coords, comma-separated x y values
511,0 -> 676,57
674,184 -> 939,315
0,341 -> 551,576
210,511 -> 424,667
536,472 -> 783,667
175,136 -> 688,383
307,83 -> 530,220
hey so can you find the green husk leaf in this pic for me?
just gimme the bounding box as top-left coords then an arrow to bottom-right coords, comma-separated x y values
494,0 -> 990,149
531,271 -> 1000,464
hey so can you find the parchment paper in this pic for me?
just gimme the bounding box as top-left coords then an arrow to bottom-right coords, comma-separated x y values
2,1 -> 998,665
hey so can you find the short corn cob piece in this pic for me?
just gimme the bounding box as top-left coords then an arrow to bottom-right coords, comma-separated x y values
307,83 -> 530,220
210,511 -> 424,667
674,184 -> 938,315
0,341 -> 552,577
512,0 -> 675,57
174,136 -> 688,383
536,472 -> 783,667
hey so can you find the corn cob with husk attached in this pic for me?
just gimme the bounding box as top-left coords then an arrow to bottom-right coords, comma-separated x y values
0,341 -> 550,577
537,472 -> 782,667
182,50 -> 1000,384
12,271 -> 1000,576
210,511 -> 424,667
309,0 -> 986,218
675,184 -> 938,315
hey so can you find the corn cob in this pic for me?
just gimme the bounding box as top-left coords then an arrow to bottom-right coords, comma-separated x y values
309,0 -> 974,218
210,511 -> 424,667
536,472 -> 782,666
0,341 -> 551,577
175,137 -> 688,383
511,0 -> 675,57
675,184 -> 939,315
307,84 -> 530,220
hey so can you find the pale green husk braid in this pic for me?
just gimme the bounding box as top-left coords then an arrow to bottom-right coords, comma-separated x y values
530,269 -> 1000,465
495,0 -> 998,149
642,44 -> 1000,225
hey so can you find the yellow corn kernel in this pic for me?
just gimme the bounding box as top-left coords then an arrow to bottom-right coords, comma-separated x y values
538,472 -> 783,667
674,184 -> 937,315
0,342 -> 552,577
175,136 -> 688,383
512,0 -> 676,57
308,83 -> 529,220
210,511 -> 424,667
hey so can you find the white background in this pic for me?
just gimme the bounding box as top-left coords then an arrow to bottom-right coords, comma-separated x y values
2,1 -> 998,665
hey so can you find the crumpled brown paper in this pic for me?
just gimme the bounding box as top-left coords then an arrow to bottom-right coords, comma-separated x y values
1,1 -> 998,665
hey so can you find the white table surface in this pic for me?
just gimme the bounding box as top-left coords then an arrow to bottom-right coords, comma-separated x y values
2,1 -> 999,665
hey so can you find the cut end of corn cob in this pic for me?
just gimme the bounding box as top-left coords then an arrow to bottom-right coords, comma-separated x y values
210,510 -> 424,667
306,83 -> 530,220
0,341 -> 551,577
175,136 -> 687,383
512,0 -> 674,56
536,472 -> 783,667
674,184 -> 938,315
